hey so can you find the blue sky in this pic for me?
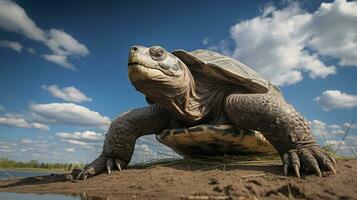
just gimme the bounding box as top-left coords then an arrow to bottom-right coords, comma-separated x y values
0,0 -> 356,163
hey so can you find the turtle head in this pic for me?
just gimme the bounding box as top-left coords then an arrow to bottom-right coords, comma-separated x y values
127,45 -> 201,121
128,45 -> 192,99
128,45 -> 186,83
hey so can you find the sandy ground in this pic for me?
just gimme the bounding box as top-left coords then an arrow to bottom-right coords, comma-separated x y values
0,159 -> 356,200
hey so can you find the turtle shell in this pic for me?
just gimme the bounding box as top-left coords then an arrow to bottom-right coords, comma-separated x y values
156,124 -> 277,157
172,49 -> 269,93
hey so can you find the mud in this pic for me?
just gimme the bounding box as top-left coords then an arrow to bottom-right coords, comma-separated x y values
0,159 -> 356,200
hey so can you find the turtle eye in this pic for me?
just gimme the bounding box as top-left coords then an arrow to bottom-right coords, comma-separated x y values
149,46 -> 167,61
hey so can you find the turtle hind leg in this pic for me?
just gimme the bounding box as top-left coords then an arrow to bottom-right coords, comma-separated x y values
224,93 -> 336,177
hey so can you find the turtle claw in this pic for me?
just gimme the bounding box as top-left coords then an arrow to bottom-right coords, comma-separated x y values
76,155 -> 127,179
293,164 -> 300,178
283,154 -> 289,176
281,145 -> 336,178
76,170 -> 84,180
77,166 -> 96,180
312,164 -> 322,177
115,159 -> 122,171
106,158 -> 114,174
105,157 -> 127,175
326,162 -> 336,174
329,155 -> 337,169
283,164 -> 288,176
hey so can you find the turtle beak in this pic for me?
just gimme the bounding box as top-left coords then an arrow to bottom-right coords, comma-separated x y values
128,45 -> 146,67
127,45 -> 163,83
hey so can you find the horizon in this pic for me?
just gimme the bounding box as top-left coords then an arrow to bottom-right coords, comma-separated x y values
0,0 -> 356,163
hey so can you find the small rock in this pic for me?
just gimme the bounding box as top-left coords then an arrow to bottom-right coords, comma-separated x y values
208,178 -> 219,185
213,186 -> 223,193
65,174 -> 74,182
223,184 -> 234,196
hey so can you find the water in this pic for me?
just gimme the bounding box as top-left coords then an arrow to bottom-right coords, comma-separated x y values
0,169 -> 81,200
0,192 -> 79,200
0,169 -> 53,180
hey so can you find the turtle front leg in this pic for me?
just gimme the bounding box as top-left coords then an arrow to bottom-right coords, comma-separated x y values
77,104 -> 171,179
224,93 -> 336,177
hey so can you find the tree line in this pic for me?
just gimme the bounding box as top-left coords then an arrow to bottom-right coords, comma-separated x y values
0,157 -> 85,171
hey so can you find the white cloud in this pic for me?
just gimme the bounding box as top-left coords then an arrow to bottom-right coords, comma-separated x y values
64,139 -> 87,146
0,115 -> 49,130
0,39 -> 22,52
0,141 -> 17,147
325,138 -> 357,156
326,139 -> 344,146
46,29 -> 89,57
343,122 -> 357,129
57,130 -> 104,151
131,134 -> 181,164
211,0 -> 357,86
303,0 -> 357,66
0,0 -> 89,69
0,145 -> 10,149
201,37 -> 210,45
30,103 -> 110,128
0,0 -> 46,41
330,129 -> 345,135
0,137 -> 89,163
135,144 -> 153,154
0,105 -> 4,112
27,47 -> 35,54
56,130 -> 104,142
131,144 -> 155,163
33,143 -> 49,148
329,124 -> 341,129
65,148 -> 74,152
310,119 -> 347,139
20,139 -> 32,144
42,54 -> 75,70
228,3 -> 336,86
31,122 -> 50,130
0,148 -> 14,152
209,39 -> 232,56
42,85 -> 92,103
314,90 -> 357,111
310,119 -> 327,136
61,139 -> 101,150
309,119 -> 357,156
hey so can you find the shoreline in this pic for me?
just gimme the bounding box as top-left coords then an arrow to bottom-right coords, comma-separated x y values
0,159 -> 356,200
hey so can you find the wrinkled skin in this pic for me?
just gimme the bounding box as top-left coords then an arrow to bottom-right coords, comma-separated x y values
77,45 -> 336,179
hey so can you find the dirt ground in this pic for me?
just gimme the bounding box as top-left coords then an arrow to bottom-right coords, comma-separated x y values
0,159 -> 356,200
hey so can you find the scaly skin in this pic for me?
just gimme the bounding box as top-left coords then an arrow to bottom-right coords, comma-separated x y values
77,104 -> 170,179
224,89 -> 336,177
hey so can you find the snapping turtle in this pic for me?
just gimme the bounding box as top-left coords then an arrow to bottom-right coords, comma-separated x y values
77,45 -> 336,179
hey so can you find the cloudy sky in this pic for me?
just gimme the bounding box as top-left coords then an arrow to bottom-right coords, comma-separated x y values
0,0 -> 356,163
